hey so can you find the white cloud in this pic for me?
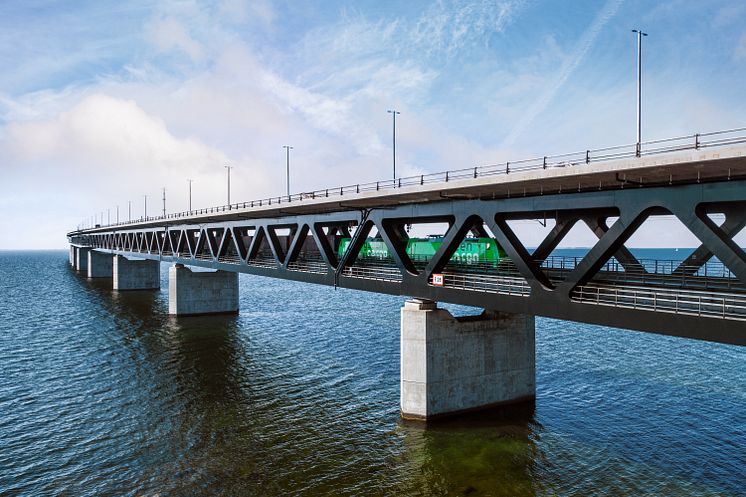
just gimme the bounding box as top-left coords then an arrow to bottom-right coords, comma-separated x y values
501,0 -> 624,147
145,16 -> 206,62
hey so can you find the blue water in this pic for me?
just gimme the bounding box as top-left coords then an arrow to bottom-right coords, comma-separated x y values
0,250 -> 744,496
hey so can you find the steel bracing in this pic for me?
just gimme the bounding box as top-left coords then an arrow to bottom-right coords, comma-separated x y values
70,179 -> 746,346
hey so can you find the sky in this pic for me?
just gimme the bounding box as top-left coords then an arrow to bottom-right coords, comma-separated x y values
1,0 -> 745,249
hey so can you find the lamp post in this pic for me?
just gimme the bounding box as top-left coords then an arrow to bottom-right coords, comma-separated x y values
143,195 -> 148,219
128,201 -> 132,222
283,146 -> 293,197
224,165 -> 233,205
632,29 -> 648,157
387,109 -> 400,182
187,179 -> 193,212
116,205 -> 119,224
162,187 -> 166,217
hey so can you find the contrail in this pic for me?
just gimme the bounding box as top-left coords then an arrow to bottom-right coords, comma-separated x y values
501,0 -> 624,147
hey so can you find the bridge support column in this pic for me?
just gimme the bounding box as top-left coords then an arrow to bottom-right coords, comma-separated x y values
113,255 -> 160,290
75,247 -> 90,273
400,299 -> 535,420
168,264 -> 239,316
87,251 -> 113,278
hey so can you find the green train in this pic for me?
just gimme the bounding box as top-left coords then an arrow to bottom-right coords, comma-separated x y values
337,236 -> 506,265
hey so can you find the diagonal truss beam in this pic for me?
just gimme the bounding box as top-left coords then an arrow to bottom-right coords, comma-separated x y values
673,205 -> 746,276
670,203 -> 746,286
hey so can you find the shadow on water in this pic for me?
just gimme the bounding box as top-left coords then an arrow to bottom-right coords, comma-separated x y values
393,402 -> 542,497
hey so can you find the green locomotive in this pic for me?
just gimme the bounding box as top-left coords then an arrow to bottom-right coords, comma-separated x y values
337,236 -> 506,265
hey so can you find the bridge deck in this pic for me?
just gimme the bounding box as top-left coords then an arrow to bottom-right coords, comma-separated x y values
71,131 -> 746,236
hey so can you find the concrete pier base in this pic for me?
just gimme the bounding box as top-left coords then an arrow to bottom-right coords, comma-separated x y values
87,251 -> 113,278
75,247 -> 90,273
168,264 -> 239,316
400,299 -> 535,420
69,246 -> 75,267
113,255 -> 160,290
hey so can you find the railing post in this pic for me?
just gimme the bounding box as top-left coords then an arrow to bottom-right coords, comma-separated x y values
635,142 -> 641,157
543,156 -> 547,169
473,167 -> 477,178
376,181 -> 379,191
420,175 -> 424,185
585,150 -> 590,164
445,171 -> 449,182
506,162 -> 510,174
695,133 -> 700,149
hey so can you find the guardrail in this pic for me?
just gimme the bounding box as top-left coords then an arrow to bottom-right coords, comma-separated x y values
572,283 -> 746,320
75,126 -> 746,232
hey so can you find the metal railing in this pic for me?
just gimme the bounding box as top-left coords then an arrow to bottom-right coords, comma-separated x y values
572,283 -> 746,321
76,126 -> 746,232
434,271 -> 531,296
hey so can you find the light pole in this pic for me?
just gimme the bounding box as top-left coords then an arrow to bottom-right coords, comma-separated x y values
107,208 -> 110,225
128,201 -> 132,222
387,109 -> 400,182
116,205 -> 119,224
187,179 -> 193,211
224,165 -> 233,205
632,29 -> 647,157
162,187 -> 166,217
283,145 -> 293,196
143,195 -> 148,219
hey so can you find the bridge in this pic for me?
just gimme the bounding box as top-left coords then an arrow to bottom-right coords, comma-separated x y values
68,127 -> 746,420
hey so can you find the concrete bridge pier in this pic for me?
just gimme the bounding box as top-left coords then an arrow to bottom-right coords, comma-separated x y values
75,247 -> 90,273
113,255 -> 160,290
69,246 -> 75,267
168,264 -> 239,316
400,299 -> 535,420
87,250 -> 113,278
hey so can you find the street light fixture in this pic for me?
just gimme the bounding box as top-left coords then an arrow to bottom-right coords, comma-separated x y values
224,165 -> 233,205
387,109 -> 401,182
632,29 -> 648,157
143,195 -> 148,219
283,145 -> 293,197
187,179 -> 194,212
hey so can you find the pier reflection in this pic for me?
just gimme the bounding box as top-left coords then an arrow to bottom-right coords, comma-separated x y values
395,402 -> 541,497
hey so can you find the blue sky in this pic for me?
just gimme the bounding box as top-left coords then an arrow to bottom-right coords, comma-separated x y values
1,0 -> 745,248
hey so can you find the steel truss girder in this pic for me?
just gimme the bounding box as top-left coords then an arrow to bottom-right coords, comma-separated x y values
71,180 -> 746,345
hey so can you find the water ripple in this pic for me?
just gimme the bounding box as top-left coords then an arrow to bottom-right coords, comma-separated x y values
0,251 -> 744,496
